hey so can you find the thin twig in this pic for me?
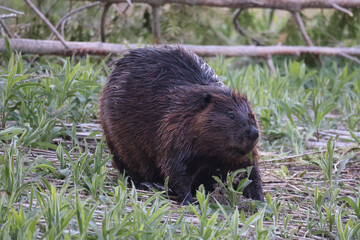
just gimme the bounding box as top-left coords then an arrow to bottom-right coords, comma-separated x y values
262,150 -> 327,162
262,147 -> 347,162
24,0 -> 69,49
332,3 -> 353,17
123,4 -> 131,15
292,12 -> 312,45
339,52 -> 360,65
0,6 -> 24,15
45,0 -> 61,16
151,5 -> 162,43
232,9 -> 247,36
232,8 -> 263,46
0,20 -> 14,38
265,55 -> 276,75
61,21 -> 66,38
292,11 -> 323,66
48,2 -> 101,40
0,13 -> 18,19
113,3 -> 130,16
101,3 -> 112,42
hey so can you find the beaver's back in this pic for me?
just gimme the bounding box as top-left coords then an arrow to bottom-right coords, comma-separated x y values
99,46 -> 223,182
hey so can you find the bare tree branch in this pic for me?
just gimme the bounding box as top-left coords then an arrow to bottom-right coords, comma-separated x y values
292,12 -> 313,47
151,5 -> 162,43
0,20 -> 14,38
61,20 -> 66,38
292,11 -> 323,66
265,55 -> 276,75
0,13 -> 18,19
0,6 -> 24,15
2,38 -> 360,60
101,3 -> 112,42
48,2 -> 101,40
339,52 -> 360,65
113,4 -> 131,15
24,0 -> 69,49
332,3 -> 353,16
232,9 -> 246,36
232,8 -> 263,46
45,0 -> 61,16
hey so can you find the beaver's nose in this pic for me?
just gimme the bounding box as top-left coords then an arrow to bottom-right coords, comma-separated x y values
246,126 -> 259,140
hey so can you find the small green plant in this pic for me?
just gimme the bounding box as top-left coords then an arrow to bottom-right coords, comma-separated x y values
0,140 -> 34,204
312,138 -> 353,187
37,179 -> 76,239
335,206 -> 360,240
213,167 -> 253,208
265,193 -> 284,226
280,214 -> 294,238
339,188 -> 360,219
187,187 -> 226,239
0,53 -> 29,128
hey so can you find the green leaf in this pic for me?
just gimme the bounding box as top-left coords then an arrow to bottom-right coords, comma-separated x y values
349,130 -> 360,143
238,210 -> 263,236
0,127 -> 26,140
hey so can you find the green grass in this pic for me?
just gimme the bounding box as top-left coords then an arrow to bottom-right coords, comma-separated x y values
0,51 -> 360,239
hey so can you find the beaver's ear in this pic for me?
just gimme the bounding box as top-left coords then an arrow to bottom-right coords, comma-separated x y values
201,93 -> 212,109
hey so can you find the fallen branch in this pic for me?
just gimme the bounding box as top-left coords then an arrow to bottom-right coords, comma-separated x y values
1,38 -> 360,60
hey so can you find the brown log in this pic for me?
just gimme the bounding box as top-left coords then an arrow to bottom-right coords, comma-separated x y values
1,38 -> 360,59
69,0 -> 360,11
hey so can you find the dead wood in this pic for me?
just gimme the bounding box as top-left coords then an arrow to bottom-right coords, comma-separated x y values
1,38 -> 360,60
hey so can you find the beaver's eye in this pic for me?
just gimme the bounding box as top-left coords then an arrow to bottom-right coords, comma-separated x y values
228,112 -> 235,119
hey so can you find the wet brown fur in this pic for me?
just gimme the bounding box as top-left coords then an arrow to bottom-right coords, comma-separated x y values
99,46 -> 263,204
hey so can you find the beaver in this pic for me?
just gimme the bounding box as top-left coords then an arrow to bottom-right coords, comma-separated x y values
99,46 -> 263,204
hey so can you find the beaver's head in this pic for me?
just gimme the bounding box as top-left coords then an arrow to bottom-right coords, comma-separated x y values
194,89 -> 259,158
